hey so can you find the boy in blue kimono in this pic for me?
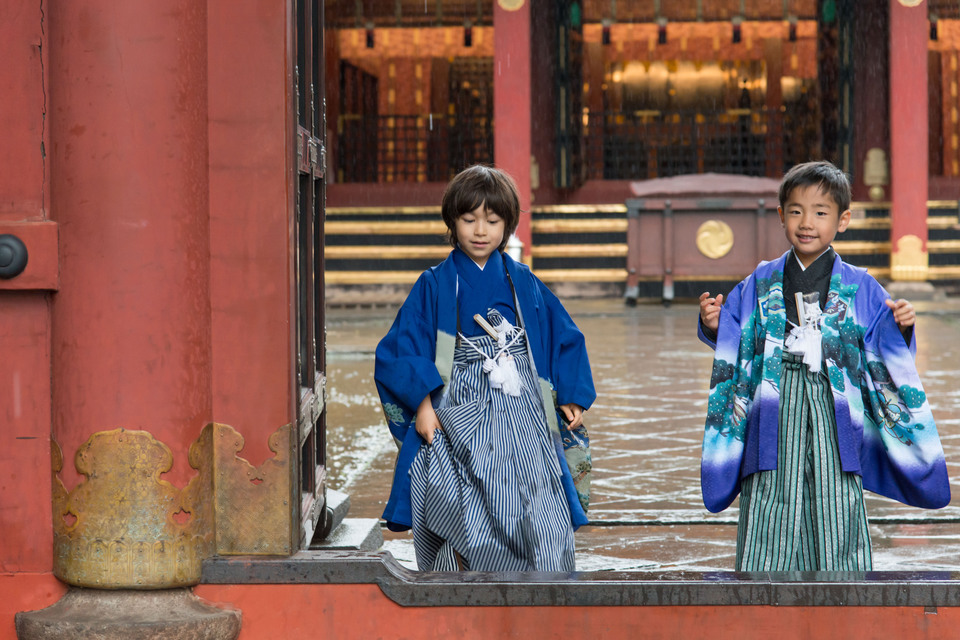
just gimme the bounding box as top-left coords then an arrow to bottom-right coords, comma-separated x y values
698,161 -> 949,570
375,165 -> 595,571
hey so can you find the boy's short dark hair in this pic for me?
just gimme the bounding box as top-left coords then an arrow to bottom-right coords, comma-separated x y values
441,164 -> 521,251
778,160 -> 852,213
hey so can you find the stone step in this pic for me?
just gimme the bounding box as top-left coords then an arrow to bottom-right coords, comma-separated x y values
310,518 -> 383,552
325,487 -> 351,533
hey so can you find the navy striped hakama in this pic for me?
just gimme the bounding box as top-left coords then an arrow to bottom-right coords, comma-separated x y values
409,332 -> 575,572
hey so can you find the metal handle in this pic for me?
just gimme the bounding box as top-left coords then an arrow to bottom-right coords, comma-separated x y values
0,234 -> 28,279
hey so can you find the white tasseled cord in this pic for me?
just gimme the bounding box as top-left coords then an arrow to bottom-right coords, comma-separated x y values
490,316 -> 518,348
458,327 -> 526,396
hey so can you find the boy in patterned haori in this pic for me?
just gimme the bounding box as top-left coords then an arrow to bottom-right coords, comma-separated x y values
697,161 -> 949,570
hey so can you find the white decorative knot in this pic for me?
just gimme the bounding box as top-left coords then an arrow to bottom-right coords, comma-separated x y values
785,292 -> 824,373
483,353 -> 523,396
459,326 -> 526,397
491,316 -> 517,347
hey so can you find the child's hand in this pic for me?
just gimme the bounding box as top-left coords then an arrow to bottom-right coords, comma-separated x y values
699,292 -> 724,332
415,394 -> 441,444
886,298 -> 916,331
558,403 -> 584,430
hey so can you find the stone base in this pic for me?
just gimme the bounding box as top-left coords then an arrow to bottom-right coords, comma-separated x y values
16,588 -> 241,640
325,487 -> 351,533
311,518 -> 384,551
884,280 -> 944,302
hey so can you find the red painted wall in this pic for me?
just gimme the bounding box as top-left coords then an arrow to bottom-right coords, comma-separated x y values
207,0 -> 296,466
0,576 -> 957,640
0,0 -> 54,575
0,575 -> 66,639
0,1 -> 47,221
0,0 -> 299,594
0,295 -> 54,573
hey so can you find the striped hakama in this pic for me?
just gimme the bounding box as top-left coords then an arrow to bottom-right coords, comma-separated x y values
736,353 -> 872,571
409,332 -> 575,572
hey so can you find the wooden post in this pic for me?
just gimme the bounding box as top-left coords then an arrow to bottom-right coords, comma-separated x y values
889,0 -> 929,281
0,0 -> 57,584
494,0 -> 533,263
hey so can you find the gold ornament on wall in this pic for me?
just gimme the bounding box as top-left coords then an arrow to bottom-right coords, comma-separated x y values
497,0 -> 525,10
696,220 -> 735,259
52,429 -> 214,589
52,421 -> 294,589
206,422 -> 295,555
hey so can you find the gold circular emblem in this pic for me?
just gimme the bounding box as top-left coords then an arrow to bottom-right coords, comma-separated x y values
696,220 -> 734,259
897,0 -> 923,6
497,0 -> 525,10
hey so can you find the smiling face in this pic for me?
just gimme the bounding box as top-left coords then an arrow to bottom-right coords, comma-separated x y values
455,203 -> 504,267
778,184 -> 851,268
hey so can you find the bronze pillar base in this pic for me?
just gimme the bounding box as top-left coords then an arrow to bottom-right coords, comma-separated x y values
15,588 -> 240,640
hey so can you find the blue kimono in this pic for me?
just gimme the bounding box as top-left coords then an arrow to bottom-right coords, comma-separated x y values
698,250 -> 950,514
376,248 -> 596,532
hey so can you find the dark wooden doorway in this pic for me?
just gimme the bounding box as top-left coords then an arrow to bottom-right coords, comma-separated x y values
294,0 -> 328,546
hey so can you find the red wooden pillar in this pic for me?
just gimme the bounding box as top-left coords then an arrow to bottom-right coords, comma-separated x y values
48,0 -> 211,487
494,0 -> 533,263
889,0 -> 929,281
0,0 -> 57,579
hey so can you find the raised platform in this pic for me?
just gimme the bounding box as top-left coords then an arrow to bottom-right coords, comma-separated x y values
324,199 -> 960,305
203,550 -> 960,608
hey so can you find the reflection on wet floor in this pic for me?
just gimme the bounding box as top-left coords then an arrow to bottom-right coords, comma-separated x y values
326,298 -> 960,572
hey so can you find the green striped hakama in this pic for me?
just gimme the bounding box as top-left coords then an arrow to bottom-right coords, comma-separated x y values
736,353 -> 872,571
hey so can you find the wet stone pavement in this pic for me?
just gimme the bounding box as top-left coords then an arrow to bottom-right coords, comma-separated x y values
325,297 -> 960,572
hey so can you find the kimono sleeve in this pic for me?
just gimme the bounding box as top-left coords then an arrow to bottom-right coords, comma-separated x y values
700,276 -> 751,513
697,318 -> 718,348
702,279 -> 747,359
374,273 -> 445,445
535,277 -> 596,411
858,284 -> 950,509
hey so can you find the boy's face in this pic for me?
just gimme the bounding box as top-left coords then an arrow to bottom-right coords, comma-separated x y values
778,184 -> 851,268
455,203 -> 504,267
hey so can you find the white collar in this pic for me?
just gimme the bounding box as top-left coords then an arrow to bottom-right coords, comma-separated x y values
792,248 -> 830,272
